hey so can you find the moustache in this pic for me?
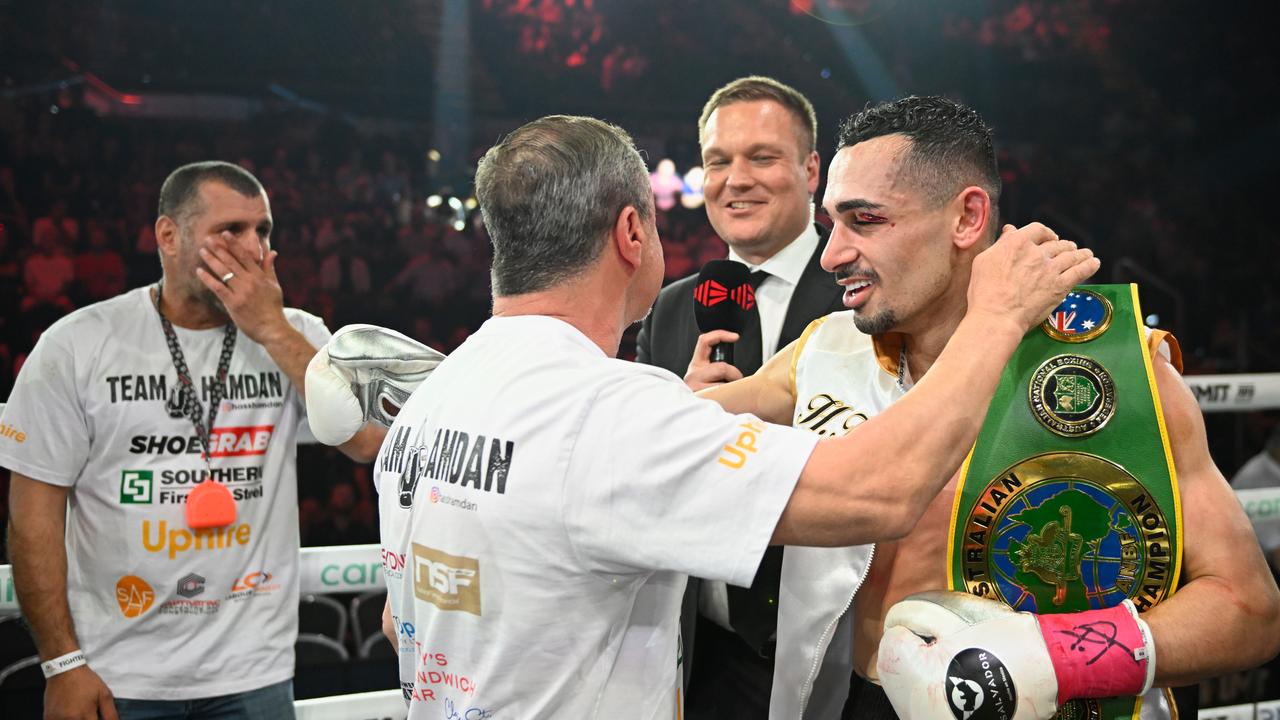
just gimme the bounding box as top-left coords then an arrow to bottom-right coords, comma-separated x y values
833,266 -> 879,283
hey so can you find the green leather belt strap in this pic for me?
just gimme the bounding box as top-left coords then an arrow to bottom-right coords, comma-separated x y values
947,284 -> 1183,720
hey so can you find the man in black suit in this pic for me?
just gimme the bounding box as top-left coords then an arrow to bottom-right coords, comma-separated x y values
635,76 -> 846,719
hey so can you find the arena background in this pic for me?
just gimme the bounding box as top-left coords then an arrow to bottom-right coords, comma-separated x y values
1,1 -> 1278,717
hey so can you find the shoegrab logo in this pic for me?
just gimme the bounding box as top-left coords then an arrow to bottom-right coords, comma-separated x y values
413,543 -> 481,616
141,520 -> 252,560
129,426 -> 273,456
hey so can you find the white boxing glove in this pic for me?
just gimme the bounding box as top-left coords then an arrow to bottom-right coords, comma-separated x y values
305,324 -> 446,445
877,591 -> 1155,720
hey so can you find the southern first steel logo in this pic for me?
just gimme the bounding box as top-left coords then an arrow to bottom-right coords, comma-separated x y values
120,470 -> 154,504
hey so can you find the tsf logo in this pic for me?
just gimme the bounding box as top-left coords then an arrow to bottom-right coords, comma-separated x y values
412,543 -> 480,615
120,470 -> 153,504
116,575 -> 155,618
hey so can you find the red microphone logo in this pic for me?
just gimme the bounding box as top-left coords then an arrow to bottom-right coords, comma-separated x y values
731,283 -> 756,311
694,279 -> 729,307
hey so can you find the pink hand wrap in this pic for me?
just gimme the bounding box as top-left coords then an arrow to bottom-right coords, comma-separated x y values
1038,600 -> 1154,703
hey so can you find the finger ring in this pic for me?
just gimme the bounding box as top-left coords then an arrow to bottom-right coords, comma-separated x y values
221,272 -> 235,283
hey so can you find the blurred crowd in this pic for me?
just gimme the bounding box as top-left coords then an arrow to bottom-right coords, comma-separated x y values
1,0 -> 1277,554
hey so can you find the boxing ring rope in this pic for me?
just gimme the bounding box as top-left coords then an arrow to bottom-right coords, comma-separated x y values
2,375 -> 1280,717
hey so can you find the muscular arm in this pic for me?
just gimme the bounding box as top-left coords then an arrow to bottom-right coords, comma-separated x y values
698,225 -> 1097,548
8,472 -> 78,659
1142,355 -> 1280,684
695,337 -> 799,423
773,311 -> 1024,546
698,310 -> 1038,547
703,312 -> 1031,547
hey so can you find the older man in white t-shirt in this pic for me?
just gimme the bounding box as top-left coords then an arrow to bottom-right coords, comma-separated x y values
306,114 -> 1097,719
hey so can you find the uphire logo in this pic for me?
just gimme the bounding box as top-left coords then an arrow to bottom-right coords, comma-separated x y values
141,520 -> 251,560
718,420 -> 764,469
412,543 -> 480,616
0,421 -> 26,443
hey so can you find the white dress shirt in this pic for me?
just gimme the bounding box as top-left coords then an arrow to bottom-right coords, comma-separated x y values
702,224 -> 821,631
728,224 -> 821,367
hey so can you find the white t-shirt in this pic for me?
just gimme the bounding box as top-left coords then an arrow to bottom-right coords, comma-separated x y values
0,286 -> 329,700
376,315 -> 818,720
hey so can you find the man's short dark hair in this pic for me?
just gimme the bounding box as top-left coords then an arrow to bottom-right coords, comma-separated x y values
158,161 -> 265,225
475,115 -> 652,297
698,76 -> 818,153
836,96 -> 1001,221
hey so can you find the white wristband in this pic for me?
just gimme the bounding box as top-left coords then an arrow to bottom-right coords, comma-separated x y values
41,650 -> 87,679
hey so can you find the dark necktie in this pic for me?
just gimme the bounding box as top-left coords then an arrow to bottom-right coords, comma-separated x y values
725,267 -> 781,656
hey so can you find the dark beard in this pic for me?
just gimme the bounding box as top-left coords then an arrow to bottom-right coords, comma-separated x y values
191,279 -> 230,321
853,308 -> 897,336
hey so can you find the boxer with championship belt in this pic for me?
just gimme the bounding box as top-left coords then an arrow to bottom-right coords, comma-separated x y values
943,284 -> 1175,720
684,96 -> 1280,720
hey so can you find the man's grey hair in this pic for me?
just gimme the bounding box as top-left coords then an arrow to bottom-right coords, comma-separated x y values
475,115 -> 653,297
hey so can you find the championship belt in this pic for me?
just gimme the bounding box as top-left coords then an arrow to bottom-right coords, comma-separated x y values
947,284 -> 1182,720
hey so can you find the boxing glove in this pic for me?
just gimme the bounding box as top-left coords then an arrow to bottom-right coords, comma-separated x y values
305,324 -> 446,445
877,590 -> 1155,720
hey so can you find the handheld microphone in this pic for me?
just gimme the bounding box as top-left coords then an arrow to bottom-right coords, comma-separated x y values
692,260 -> 756,366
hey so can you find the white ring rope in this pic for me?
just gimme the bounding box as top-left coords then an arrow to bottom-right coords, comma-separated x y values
2,375 -> 1280,714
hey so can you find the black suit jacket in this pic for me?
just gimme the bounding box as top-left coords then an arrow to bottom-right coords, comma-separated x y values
636,225 -> 843,375
634,225 -> 844,713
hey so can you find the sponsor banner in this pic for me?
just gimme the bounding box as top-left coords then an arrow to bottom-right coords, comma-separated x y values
0,564 -> 13,612
1197,703 -> 1259,720
1187,373 -> 1280,413
0,545 -> 383,612
1239,487 -> 1280,522
294,689 -> 408,720
301,544 -> 384,593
